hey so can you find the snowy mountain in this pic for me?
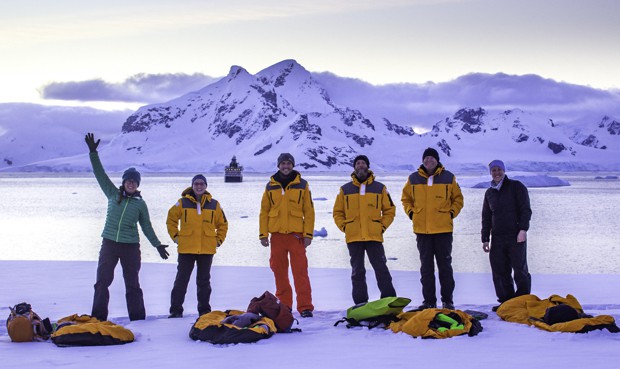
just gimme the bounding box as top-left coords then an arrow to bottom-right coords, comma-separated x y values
567,116 -> 620,151
2,60 -> 620,172
0,103 -> 127,169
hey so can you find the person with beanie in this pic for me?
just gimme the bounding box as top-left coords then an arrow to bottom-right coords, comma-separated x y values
166,174 -> 228,318
333,155 -> 397,304
84,133 -> 169,322
401,147 -> 464,310
259,153 -> 315,318
481,160 -> 532,311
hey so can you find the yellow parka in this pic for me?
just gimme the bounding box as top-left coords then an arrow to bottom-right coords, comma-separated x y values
497,294 -> 618,333
389,308 -> 479,339
167,188 -> 228,254
333,171 -> 396,243
259,172 -> 315,239
401,165 -> 464,234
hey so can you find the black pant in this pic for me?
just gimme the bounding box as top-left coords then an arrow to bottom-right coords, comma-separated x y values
92,238 -> 145,321
416,233 -> 455,305
489,235 -> 531,303
170,253 -> 214,316
347,241 -> 396,304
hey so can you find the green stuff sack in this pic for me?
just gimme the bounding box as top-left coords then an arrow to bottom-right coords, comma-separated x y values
335,297 -> 412,329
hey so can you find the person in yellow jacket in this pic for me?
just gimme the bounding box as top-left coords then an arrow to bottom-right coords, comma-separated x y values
401,148 -> 464,310
333,155 -> 397,304
259,153 -> 315,318
166,174 -> 228,318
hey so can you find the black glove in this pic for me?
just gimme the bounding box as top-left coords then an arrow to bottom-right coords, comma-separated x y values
85,132 -> 100,152
156,245 -> 169,260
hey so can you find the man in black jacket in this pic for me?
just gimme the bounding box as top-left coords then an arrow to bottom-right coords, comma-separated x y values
481,160 -> 532,310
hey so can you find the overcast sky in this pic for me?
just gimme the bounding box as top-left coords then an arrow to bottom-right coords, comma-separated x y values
1,0 -> 619,106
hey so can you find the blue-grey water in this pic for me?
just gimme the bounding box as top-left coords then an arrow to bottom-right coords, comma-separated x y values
0,172 -> 618,274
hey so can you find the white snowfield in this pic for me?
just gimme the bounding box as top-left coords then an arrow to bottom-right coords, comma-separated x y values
1,261 -> 619,368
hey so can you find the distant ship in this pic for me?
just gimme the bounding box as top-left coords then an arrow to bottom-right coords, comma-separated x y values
224,156 -> 243,183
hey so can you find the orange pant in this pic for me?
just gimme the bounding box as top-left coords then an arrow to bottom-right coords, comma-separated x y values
269,233 -> 314,313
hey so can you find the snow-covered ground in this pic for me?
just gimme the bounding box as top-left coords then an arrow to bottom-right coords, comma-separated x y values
1,260 -> 619,368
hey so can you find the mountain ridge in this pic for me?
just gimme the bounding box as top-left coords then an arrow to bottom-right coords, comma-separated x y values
1,60 -> 619,172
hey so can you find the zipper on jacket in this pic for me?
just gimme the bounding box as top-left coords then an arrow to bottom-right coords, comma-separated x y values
116,199 -> 130,242
297,191 -> 302,204
269,192 -> 274,205
445,186 -> 448,199
184,209 -> 187,223
346,196 -> 349,209
376,194 -> 379,209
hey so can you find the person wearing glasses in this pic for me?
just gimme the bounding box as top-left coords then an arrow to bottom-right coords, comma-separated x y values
85,133 -> 169,322
166,174 -> 228,318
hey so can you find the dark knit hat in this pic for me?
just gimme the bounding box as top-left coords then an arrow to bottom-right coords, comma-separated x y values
488,159 -> 506,172
277,153 -> 295,167
422,147 -> 440,162
122,167 -> 141,186
353,155 -> 370,168
192,174 -> 207,185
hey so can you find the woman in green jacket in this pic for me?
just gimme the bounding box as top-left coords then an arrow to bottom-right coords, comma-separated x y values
85,133 -> 169,321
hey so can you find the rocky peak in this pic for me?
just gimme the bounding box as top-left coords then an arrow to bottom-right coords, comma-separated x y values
453,107 -> 487,134
257,59 -> 309,87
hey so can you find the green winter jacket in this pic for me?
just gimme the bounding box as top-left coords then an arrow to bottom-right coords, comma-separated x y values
90,152 -> 161,247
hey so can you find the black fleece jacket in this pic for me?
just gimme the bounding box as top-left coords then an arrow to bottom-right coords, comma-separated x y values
481,176 -> 532,242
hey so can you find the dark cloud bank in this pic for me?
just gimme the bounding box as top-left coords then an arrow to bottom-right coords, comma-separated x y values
40,73 -> 219,103
38,70 -> 620,129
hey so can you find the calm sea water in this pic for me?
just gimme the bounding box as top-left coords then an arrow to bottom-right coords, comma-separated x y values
1,172 -> 618,274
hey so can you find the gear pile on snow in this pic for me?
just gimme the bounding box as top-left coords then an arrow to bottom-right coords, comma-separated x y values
335,297 -> 483,339
496,294 -> 620,333
190,291 -> 298,345
51,314 -> 134,346
389,308 -> 483,339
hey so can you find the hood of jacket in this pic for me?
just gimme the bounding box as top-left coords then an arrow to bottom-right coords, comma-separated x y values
269,170 -> 302,188
181,187 -> 213,204
417,164 -> 445,178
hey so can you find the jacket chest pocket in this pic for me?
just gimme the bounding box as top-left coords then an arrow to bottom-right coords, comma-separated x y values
202,210 -> 215,224
288,189 -> 304,210
434,185 -> 450,211
366,194 -> 382,217
268,190 -> 283,207
345,194 -> 359,211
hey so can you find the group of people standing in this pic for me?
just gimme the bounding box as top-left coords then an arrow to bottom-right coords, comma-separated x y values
85,132 -> 532,321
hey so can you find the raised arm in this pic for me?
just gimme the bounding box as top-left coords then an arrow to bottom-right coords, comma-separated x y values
85,133 -> 117,198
